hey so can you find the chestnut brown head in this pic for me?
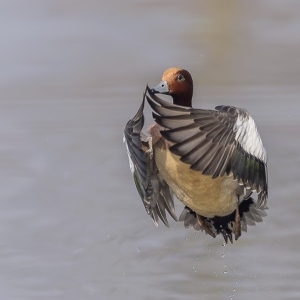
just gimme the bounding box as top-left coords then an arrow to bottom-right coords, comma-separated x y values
151,67 -> 193,107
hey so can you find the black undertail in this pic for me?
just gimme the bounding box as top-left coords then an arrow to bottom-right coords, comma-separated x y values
179,197 -> 267,243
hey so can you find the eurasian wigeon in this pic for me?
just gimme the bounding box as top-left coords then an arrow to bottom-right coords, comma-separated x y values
124,67 -> 268,243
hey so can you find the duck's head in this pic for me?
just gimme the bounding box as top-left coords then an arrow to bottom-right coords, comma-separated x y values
151,67 -> 193,107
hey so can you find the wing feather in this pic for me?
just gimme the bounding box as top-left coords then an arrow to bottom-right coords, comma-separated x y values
124,88 -> 178,227
146,86 -> 268,209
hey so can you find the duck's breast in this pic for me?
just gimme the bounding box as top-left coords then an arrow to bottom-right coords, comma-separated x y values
154,138 -> 239,218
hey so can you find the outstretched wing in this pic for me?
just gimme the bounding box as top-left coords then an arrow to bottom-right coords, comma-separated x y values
123,89 -> 177,227
146,86 -> 268,209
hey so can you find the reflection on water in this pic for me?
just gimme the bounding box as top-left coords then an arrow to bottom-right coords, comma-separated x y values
0,1 -> 299,299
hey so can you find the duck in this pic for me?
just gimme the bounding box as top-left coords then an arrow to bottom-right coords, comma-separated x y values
123,67 -> 268,243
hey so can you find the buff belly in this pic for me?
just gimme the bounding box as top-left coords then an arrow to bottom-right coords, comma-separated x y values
154,146 -> 240,218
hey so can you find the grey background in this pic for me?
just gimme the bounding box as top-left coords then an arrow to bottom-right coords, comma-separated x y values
0,1 -> 299,299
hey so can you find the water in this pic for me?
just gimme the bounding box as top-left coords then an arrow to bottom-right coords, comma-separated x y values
0,1 -> 300,299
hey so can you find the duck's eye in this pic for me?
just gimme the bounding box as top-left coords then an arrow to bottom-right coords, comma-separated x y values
176,74 -> 185,82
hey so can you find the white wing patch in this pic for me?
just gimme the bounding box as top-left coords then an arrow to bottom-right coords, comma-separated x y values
234,113 -> 267,163
123,133 -> 135,174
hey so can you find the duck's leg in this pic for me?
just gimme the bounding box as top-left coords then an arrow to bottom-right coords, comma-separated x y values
234,198 -> 241,240
197,214 -> 216,238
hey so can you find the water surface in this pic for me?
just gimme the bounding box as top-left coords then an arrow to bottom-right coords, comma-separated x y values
0,1 -> 300,299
